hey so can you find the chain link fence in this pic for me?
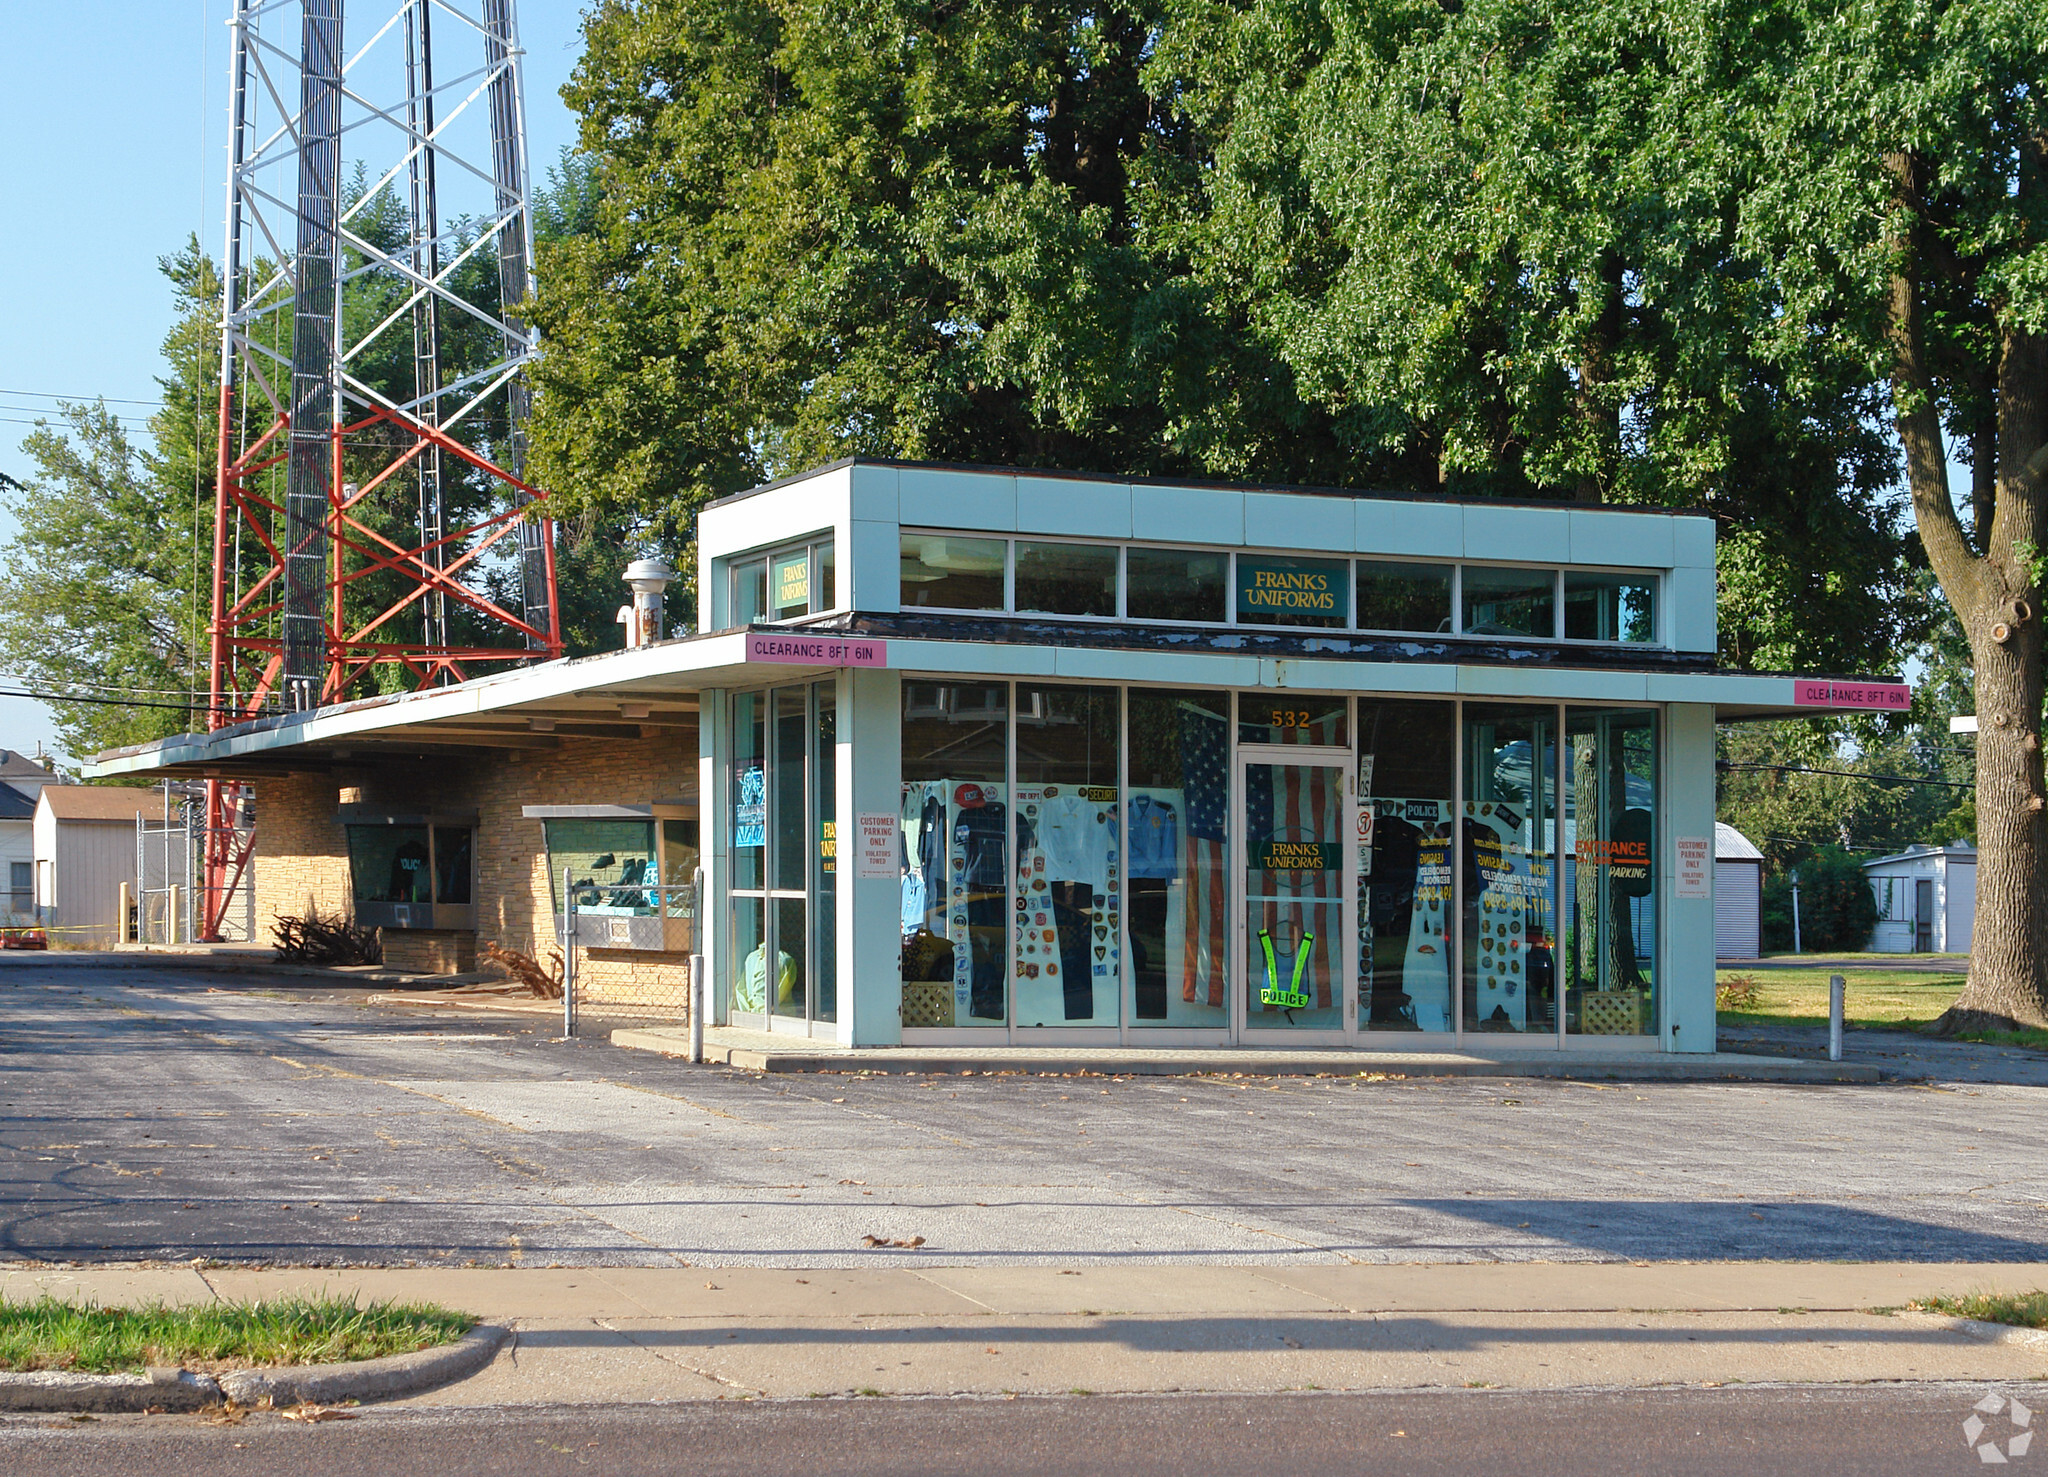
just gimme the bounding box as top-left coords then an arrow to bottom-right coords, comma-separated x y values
560,877 -> 702,1029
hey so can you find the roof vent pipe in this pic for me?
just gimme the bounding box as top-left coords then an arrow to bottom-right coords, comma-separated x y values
618,558 -> 676,648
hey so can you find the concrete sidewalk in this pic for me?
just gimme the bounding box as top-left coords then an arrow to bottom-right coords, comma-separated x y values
4,1263 -> 2040,1402
612,1026 -> 1885,1082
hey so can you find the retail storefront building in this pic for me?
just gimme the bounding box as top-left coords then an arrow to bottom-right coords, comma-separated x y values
92,461 -> 1907,1053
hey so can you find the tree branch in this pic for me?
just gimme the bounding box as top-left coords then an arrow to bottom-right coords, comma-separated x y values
1883,150 -> 1985,611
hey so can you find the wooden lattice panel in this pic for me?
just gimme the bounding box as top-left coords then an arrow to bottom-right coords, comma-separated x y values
902,982 -> 956,1028
1580,990 -> 1645,1035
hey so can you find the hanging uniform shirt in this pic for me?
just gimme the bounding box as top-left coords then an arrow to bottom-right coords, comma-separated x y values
1034,793 -> 1115,890
1126,795 -> 1181,880
953,801 -> 1009,889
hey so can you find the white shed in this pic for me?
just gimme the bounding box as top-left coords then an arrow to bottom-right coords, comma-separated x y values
1714,822 -> 1764,959
1862,844 -> 1975,954
33,786 -> 151,948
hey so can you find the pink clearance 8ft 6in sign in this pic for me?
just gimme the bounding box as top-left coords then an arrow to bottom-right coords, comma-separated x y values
745,633 -> 888,667
1794,679 -> 1910,711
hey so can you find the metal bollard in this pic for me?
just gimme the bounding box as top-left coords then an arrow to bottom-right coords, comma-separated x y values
562,864 -> 577,1040
1829,973 -> 1845,1062
689,954 -> 706,1064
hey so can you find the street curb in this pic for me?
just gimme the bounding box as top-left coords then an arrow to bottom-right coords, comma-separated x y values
0,1366 -> 224,1413
218,1324 -> 508,1406
1946,1317 -> 2048,1351
610,1030 -> 1885,1083
2,949 -> 485,991
0,1325 -> 507,1413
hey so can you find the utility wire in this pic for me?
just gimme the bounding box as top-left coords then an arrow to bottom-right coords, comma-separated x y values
1717,760 -> 1974,790
0,389 -> 167,407
0,686 -> 208,715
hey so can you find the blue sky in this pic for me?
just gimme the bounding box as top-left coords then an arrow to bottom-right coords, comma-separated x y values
0,2 -> 589,765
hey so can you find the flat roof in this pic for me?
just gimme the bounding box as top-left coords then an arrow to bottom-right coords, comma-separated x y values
87,616 -> 1906,781
713,456 -> 1714,520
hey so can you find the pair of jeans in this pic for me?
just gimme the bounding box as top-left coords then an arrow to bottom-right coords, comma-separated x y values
965,890 -> 1006,1021
1049,880 -> 1096,1021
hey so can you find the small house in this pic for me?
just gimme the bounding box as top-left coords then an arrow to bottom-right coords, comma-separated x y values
1862,844 -> 1975,954
0,750 -> 70,922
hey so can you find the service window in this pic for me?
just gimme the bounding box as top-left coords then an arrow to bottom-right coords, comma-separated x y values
349,824 -> 432,908
543,818 -> 658,917
346,821 -> 476,929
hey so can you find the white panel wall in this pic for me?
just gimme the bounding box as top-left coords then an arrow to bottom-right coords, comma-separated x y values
1713,861 -> 1760,958
842,666 -> 904,1045
1662,704 -> 1718,1052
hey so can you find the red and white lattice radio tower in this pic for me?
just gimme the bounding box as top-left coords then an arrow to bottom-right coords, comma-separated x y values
201,0 -> 562,940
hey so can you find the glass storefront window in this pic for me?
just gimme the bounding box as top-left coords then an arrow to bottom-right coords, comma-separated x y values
1236,555 -> 1349,629
1242,757 -> 1346,1030
1565,709 -> 1658,1036
1356,561 -> 1453,634
349,825 -> 431,906
771,688 -> 809,1018
1126,689 -> 1231,1027
731,894 -> 770,1011
733,559 -> 767,626
813,687 -> 837,1023
1356,700 -> 1455,1032
901,534 -> 1005,610
900,681 -> 1009,1026
1015,541 -> 1118,618
1461,705 -> 1559,1035
1012,685 -> 1120,1028
730,683 -> 831,1022
774,688 -> 808,893
1462,567 -> 1557,638
732,691 -> 766,892
1127,547 -> 1227,623
1564,572 -> 1656,643
1239,694 -> 1348,747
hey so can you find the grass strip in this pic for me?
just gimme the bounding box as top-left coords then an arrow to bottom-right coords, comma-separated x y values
0,1296 -> 476,1375
1714,969 -> 2048,1050
1905,1290 -> 2048,1329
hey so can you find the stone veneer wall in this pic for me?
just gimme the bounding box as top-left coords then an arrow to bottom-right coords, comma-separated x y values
250,728 -> 697,1000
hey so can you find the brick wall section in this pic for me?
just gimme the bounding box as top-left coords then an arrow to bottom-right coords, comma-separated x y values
251,728 -> 697,1002
251,771 -> 354,936
383,929 -> 477,975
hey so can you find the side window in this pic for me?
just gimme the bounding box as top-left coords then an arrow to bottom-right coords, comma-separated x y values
733,560 -> 767,625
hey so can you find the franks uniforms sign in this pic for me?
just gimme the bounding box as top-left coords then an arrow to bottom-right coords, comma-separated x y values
1236,557 -> 1347,620
745,634 -> 887,667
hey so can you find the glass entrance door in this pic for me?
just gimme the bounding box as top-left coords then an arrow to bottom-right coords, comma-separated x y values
1239,752 -> 1351,1036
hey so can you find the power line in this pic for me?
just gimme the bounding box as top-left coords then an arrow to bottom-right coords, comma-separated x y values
1717,760 -> 1974,790
0,388 -> 166,407
0,675 -> 207,699
0,686 -> 204,715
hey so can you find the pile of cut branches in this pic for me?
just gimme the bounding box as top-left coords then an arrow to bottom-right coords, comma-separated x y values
272,908 -> 381,966
480,940 -> 564,999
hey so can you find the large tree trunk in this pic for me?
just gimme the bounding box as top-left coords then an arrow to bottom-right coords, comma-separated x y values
1886,152 -> 2048,1033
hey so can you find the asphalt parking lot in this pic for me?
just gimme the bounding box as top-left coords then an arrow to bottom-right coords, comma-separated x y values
1,960 -> 2043,1268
